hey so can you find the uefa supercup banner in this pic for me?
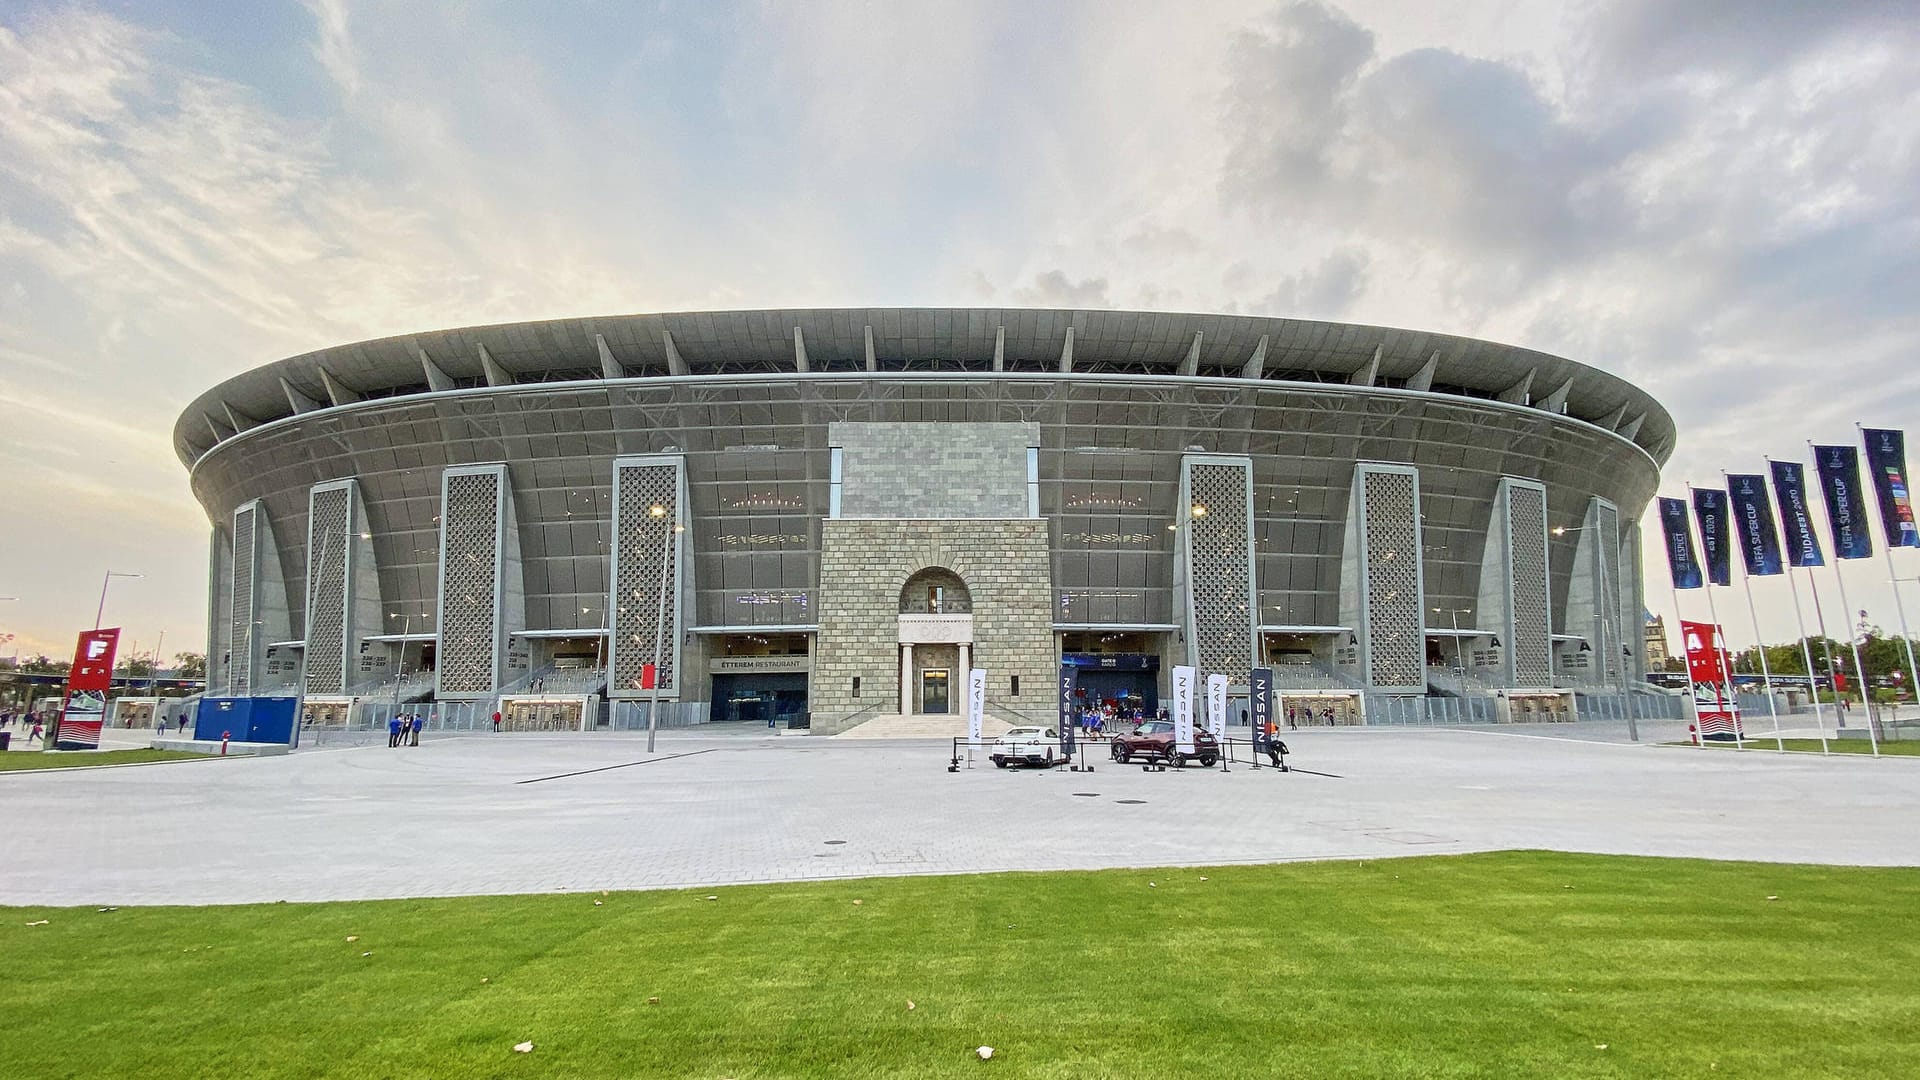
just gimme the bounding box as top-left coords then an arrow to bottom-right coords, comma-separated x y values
1205,673 -> 1228,739
1813,445 -> 1874,560
1692,488 -> 1733,587
1861,428 -> 1920,550
1171,664 -> 1195,754
1726,474 -> 1784,577
1769,460 -> 1826,568
57,628 -> 120,750
1679,619 -> 1743,737
1658,497 -> 1703,589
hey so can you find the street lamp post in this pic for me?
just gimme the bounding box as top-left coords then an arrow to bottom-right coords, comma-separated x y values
96,571 -> 141,629
644,504 -> 683,755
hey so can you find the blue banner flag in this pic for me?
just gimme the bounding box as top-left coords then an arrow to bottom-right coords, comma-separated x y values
1658,496 -> 1703,589
1057,665 -> 1076,758
1249,668 -> 1273,733
1813,445 -> 1874,560
1692,488 -> 1733,587
1769,460 -> 1825,568
1860,428 -> 1920,550
1726,474 -> 1784,577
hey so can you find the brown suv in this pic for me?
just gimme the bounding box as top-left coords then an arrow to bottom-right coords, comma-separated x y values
1110,720 -> 1219,767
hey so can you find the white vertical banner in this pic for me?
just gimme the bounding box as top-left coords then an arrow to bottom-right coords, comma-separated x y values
967,668 -> 986,747
1171,664 -> 1196,753
1205,673 -> 1228,739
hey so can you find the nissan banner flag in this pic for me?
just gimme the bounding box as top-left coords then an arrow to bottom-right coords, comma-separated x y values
57,628 -> 120,750
1171,664 -> 1196,754
1658,497 -> 1703,589
1861,428 -> 1920,550
1692,488 -> 1733,587
966,668 -> 986,748
1813,444 -> 1874,560
1205,673 -> 1228,740
1057,665 -> 1076,758
1769,460 -> 1825,568
1726,474 -> 1784,577
1249,667 -> 1274,736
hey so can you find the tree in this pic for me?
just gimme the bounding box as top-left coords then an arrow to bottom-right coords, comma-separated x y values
118,655 -> 155,678
173,652 -> 207,679
19,654 -> 63,675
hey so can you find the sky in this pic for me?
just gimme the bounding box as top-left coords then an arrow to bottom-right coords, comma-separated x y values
1,0 -> 1917,665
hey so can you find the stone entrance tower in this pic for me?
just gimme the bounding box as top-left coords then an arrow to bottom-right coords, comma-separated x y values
810,422 -> 1055,734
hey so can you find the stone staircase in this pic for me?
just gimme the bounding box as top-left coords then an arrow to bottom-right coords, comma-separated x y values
832,713 -> 1016,740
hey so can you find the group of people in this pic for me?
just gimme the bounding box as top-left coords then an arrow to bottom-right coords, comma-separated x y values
387,714 -> 423,747
1285,704 -> 1342,728
1072,701 -> 1152,733
0,710 -> 46,744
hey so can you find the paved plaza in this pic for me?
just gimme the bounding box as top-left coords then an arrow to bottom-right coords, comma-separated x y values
3,719 -> 1917,906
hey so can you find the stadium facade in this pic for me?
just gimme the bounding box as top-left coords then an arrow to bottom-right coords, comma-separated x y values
174,309 -> 1674,732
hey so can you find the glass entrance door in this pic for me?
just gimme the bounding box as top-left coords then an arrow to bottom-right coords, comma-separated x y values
921,669 -> 950,714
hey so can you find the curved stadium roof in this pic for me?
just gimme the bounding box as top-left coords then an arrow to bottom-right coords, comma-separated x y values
174,308 -> 1675,468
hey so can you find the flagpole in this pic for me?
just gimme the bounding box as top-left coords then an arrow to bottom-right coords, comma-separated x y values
1670,580 -> 1694,746
1858,424 -> 1920,726
1783,568 -> 1831,753
1689,483 -> 1744,749
1811,441 -> 1881,757
1726,472 -> 1785,752
1805,570 -> 1844,723
1767,456 -> 1831,754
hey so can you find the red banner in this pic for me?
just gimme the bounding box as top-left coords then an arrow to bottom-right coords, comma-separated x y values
56,628 -> 120,749
1679,619 -> 1742,736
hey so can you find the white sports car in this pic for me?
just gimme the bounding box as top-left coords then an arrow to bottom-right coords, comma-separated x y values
989,726 -> 1067,768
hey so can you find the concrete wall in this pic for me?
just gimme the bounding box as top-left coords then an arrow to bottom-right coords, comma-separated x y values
812,518 -> 1053,733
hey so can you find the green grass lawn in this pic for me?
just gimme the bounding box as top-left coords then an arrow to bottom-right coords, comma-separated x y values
1689,737 -> 1920,756
0,747 -> 207,771
6,853 -> 1919,1078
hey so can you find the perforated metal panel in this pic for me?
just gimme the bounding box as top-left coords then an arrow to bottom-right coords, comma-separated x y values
1361,468 -> 1425,689
228,503 -> 257,695
304,485 -> 352,695
1182,459 -> 1256,675
609,458 -> 684,696
1507,483 -> 1552,685
438,470 -> 502,695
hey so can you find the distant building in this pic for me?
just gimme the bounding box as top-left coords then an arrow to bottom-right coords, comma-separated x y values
1645,612 -> 1669,667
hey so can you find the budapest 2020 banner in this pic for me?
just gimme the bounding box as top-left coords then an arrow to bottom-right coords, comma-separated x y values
1861,428 -> 1920,550
57,628 -> 121,750
1692,488 -> 1733,587
1813,444 -> 1873,560
1769,460 -> 1825,568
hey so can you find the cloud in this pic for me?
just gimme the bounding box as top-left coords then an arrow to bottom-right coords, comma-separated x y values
1244,248 -> 1371,319
1012,270 -> 1113,309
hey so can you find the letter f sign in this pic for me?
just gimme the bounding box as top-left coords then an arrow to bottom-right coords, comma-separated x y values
86,638 -> 111,660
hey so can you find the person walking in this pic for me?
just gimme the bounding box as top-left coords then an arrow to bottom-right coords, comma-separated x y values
491,710 -> 502,733
387,713 -> 402,748
29,718 -> 45,744
408,713 -> 422,747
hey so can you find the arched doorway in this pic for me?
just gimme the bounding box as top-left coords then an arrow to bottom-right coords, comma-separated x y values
898,568 -> 974,714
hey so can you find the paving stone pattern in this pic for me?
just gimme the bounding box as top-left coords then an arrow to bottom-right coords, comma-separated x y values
3,721 -> 1918,906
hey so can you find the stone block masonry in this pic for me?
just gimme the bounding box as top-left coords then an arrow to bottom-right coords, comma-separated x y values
812,518 -> 1054,734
